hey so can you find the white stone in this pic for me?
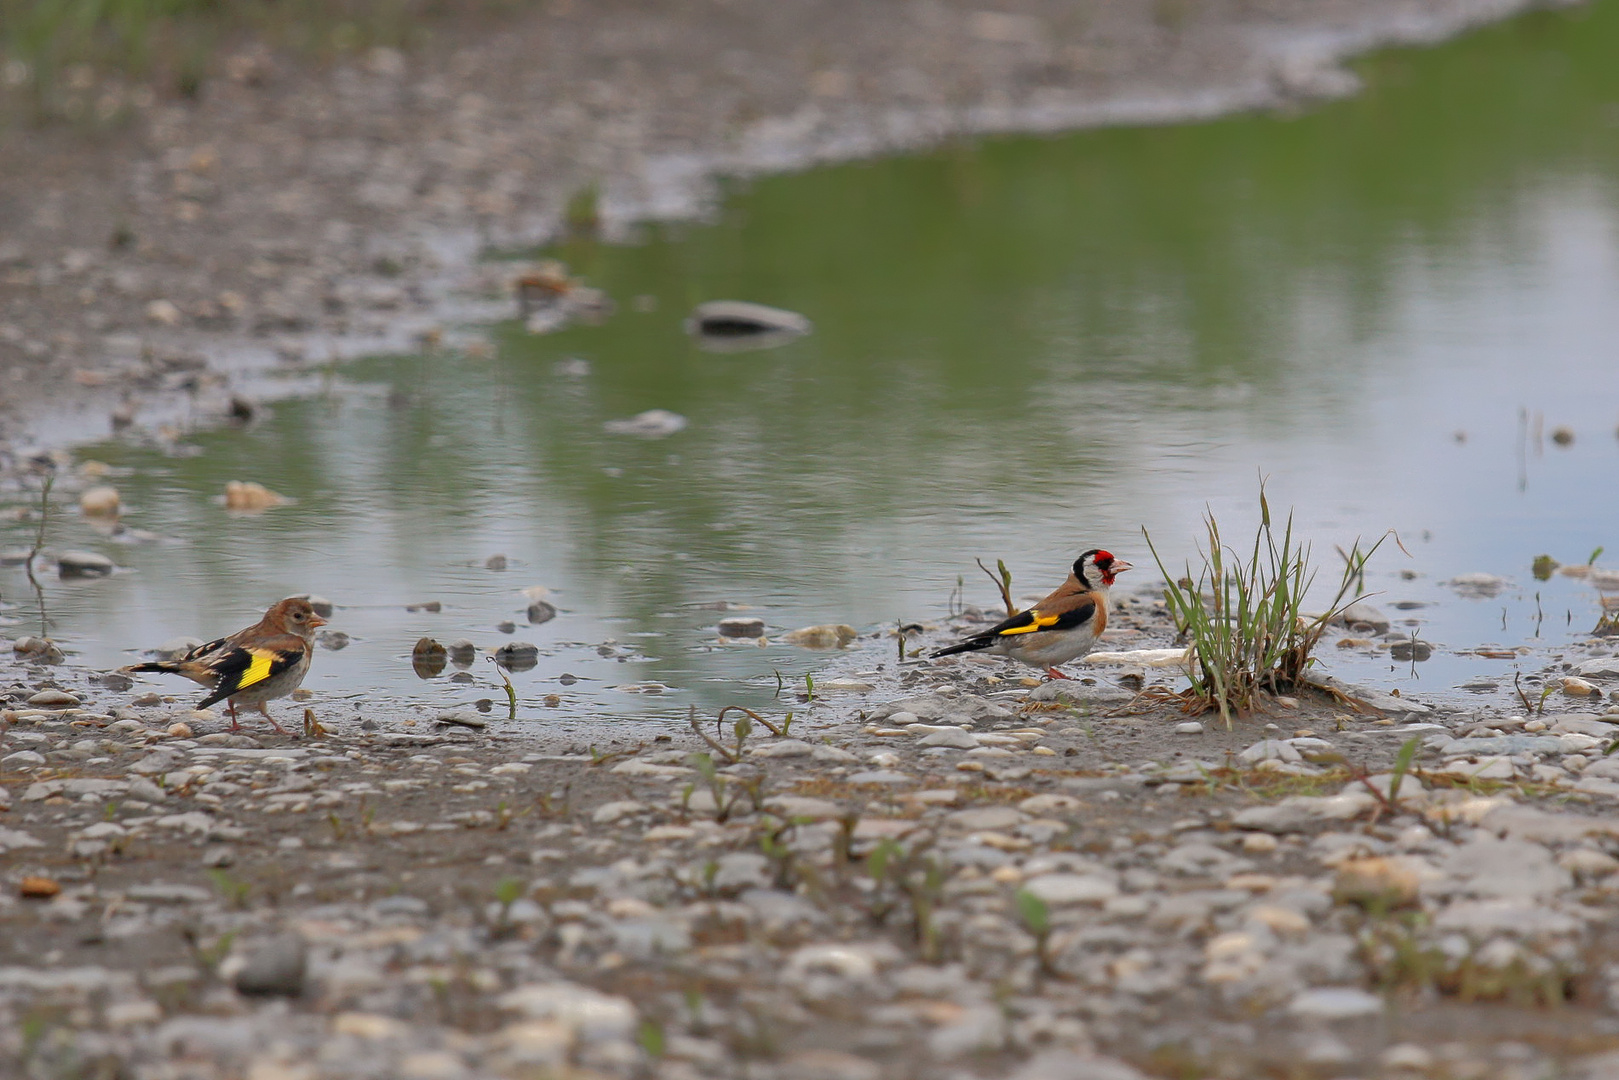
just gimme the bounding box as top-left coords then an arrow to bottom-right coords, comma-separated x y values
845,770 -> 915,785
1286,987 -> 1383,1020
1436,756 -> 1516,781
591,801 -> 646,824
764,796 -> 843,820
1237,740 -> 1301,764
1441,837 -> 1569,900
750,739 -> 814,758
1018,793 -> 1081,814
1021,873 -> 1118,905
916,727 -> 979,749
498,983 -> 637,1042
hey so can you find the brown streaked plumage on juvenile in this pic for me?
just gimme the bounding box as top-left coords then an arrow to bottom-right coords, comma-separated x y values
124,597 -> 326,734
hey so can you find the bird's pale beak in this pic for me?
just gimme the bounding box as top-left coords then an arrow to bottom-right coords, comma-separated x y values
310,615 -> 328,629
1111,559 -> 1133,575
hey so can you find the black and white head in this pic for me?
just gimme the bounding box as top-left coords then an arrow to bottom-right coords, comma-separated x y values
1074,549 -> 1132,590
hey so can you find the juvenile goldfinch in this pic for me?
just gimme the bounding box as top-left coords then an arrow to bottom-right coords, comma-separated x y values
932,549 -> 1131,679
125,597 -> 326,734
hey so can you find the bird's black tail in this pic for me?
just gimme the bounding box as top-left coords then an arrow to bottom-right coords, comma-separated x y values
930,638 -> 991,659
123,661 -> 179,674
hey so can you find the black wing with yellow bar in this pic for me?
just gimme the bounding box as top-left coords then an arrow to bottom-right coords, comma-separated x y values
196,645 -> 301,707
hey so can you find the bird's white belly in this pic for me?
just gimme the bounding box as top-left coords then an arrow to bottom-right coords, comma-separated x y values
993,629 -> 1098,668
226,654 -> 311,705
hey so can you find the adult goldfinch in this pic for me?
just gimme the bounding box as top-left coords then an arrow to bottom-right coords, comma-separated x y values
125,597 -> 326,734
932,549 -> 1131,678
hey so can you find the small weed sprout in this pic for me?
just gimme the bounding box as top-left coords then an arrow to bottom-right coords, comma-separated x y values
493,877 -> 523,906
1144,484 -> 1394,727
486,657 -> 518,719
24,471 -> 54,637
804,673 -> 815,702
976,557 -> 1016,618
690,704 -> 794,761
206,870 -> 250,910
1386,735 -> 1421,804
685,752 -> 753,822
1015,888 -> 1055,978
186,928 -> 239,977
637,1019 -> 666,1058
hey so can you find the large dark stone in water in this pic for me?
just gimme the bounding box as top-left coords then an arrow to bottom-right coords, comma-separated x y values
685,300 -> 811,352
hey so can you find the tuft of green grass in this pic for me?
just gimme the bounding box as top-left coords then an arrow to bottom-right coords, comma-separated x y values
1144,483 -> 1392,727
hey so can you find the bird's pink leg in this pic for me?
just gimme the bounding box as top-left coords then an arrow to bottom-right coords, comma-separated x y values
256,702 -> 290,736
1045,666 -> 1073,680
227,700 -> 242,732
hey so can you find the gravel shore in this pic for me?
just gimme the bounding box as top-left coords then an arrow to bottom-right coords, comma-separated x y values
6,594 -> 1619,1077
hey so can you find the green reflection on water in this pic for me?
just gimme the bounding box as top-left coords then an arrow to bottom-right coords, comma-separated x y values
31,0 -> 1619,716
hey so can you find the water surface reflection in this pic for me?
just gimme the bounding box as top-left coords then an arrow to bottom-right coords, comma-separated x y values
11,3 -> 1619,723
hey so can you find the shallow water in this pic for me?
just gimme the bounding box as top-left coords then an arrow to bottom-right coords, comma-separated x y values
10,3 -> 1619,725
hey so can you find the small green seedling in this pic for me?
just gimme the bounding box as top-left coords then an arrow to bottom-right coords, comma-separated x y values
207,869 -> 250,910
486,657 -> 518,719
637,1019 -> 665,1058
1387,735 -> 1421,805
977,557 -> 1016,618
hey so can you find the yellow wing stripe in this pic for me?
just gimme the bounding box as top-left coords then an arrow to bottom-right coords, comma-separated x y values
240,650 -> 277,689
996,611 -> 1060,637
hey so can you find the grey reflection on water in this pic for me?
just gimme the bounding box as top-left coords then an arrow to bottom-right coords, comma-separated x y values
8,5 -> 1619,719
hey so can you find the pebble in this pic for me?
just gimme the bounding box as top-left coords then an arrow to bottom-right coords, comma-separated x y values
223,480 -> 287,511
1285,987 -> 1384,1020
1334,600 -> 1390,633
232,935 -> 307,997
1237,739 -> 1301,764
1389,639 -> 1433,662
717,616 -> 766,639
782,624 -> 858,648
12,637 -> 65,663
685,300 -> 812,350
79,486 -> 121,516
1020,873 -> 1118,905
1563,675 -> 1602,698
1174,721 -> 1204,734
1574,656 -> 1619,679
1448,572 -> 1509,597
436,711 -> 488,729
493,642 -> 539,671
845,770 -> 916,786
916,727 -> 978,749
750,739 -> 814,758
602,409 -> 687,437
56,550 -> 115,578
